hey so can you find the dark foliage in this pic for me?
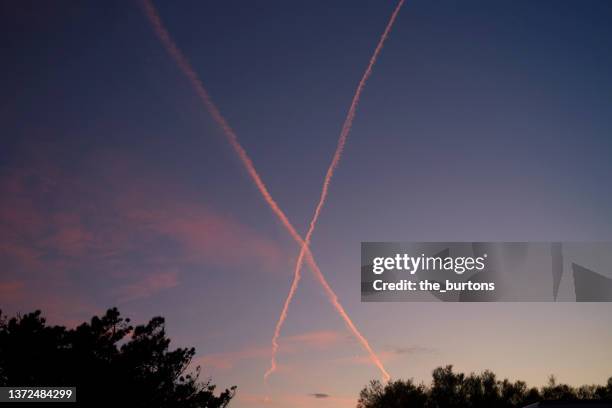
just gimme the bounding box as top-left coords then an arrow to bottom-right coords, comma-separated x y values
0,308 -> 235,408
358,365 -> 612,408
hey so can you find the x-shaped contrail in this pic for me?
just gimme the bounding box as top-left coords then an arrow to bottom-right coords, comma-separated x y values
140,0 -> 404,385
265,0 -> 404,382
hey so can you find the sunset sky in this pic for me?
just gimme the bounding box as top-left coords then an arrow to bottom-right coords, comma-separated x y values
2,1 -> 612,407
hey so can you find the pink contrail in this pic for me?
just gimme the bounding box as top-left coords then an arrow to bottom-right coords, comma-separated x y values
139,0 -> 390,382
265,0 -> 404,382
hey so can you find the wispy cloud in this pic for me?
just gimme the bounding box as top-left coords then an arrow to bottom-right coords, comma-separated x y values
194,345 -> 269,370
283,330 -> 348,349
194,330 -> 347,370
114,270 -> 179,303
0,148 -> 285,316
0,281 -> 25,303
387,345 -> 437,355
337,344 -> 436,366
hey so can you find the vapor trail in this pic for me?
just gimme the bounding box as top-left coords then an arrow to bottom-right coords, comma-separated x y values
140,0 -> 390,382
265,0 -> 404,383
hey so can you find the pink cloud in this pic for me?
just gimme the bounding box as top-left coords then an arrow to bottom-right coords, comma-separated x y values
0,281 -> 25,303
193,330 -> 347,370
0,148 -> 286,315
0,150 -> 284,272
114,270 -> 180,303
282,330 -> 347,349
195,345 -> 270,370
0,282 -> 98,328
119,200 -> 283,271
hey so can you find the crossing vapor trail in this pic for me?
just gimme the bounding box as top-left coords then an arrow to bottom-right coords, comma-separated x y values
139,0 -> 390,382
265,0 -> 404,383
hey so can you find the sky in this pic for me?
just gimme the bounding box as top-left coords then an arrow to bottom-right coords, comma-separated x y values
1,0 -> 612,407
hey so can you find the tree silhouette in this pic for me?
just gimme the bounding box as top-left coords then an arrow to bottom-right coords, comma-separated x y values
357,379 -> 428,408
358,365 -> 612,408
0,308 -> 235,407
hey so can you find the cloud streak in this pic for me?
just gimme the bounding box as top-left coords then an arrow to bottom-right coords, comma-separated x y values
194,330 -> 346,370
0,281 -> 25,303
114,270 -> 179,303
337,344 -> 436,366
0,150 -> 284,317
